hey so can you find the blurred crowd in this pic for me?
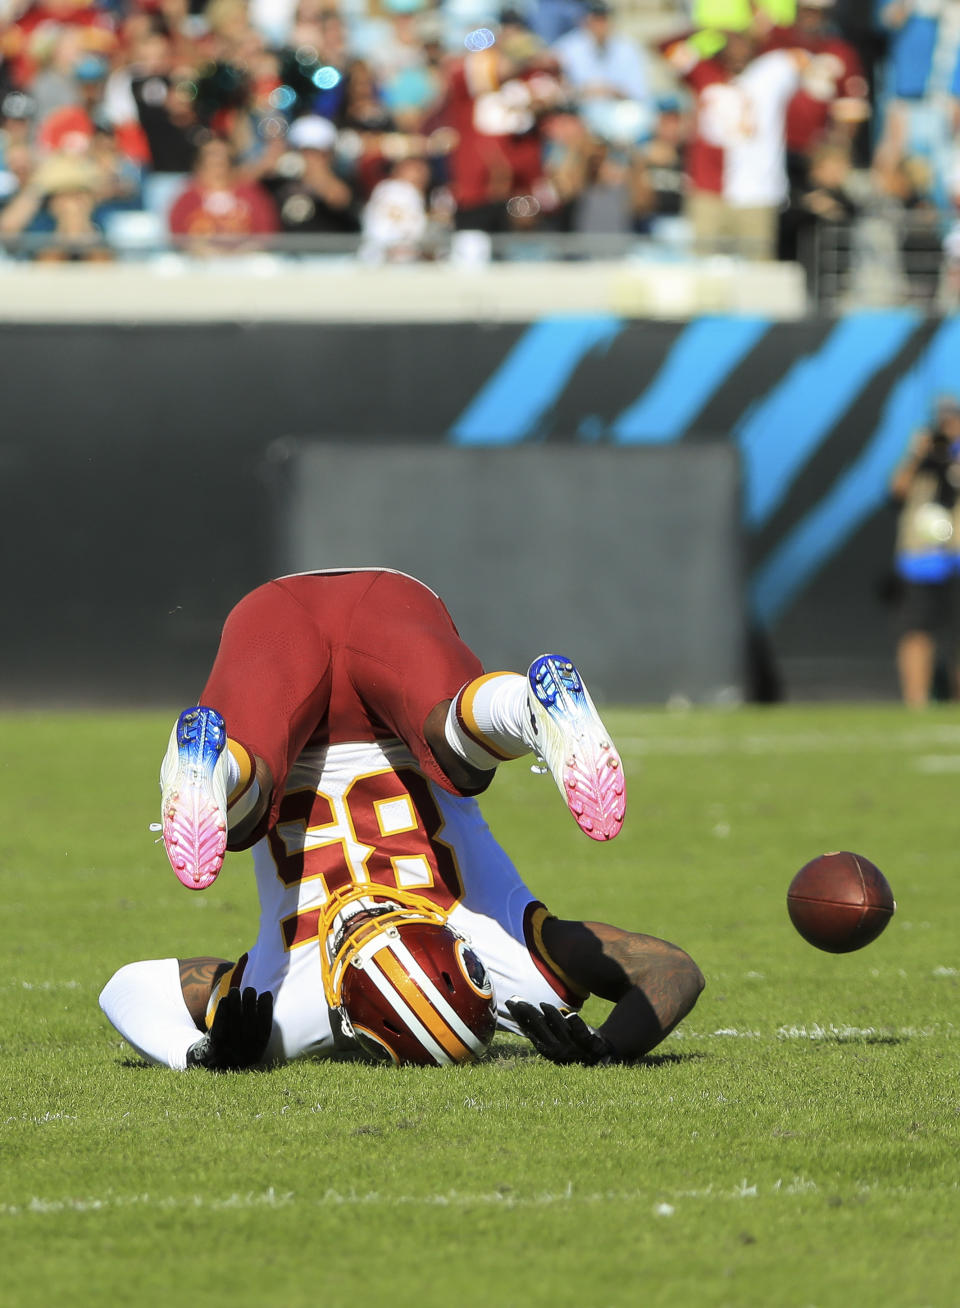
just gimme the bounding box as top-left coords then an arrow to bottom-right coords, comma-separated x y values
2,0 -> 960,296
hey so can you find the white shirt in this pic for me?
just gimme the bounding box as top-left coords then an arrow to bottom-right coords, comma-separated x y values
360,178 -> 428,262
699,50 -> 800,208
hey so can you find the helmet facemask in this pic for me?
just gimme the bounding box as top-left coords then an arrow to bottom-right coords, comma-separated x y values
318,885 -> 497,1066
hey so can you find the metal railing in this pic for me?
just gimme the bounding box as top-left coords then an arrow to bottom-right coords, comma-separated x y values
3,214 -> 954,316
0,227 -> 675,264
807,213 -> 954,314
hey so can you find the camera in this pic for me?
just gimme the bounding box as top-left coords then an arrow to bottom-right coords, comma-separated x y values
918,431 -> 960,499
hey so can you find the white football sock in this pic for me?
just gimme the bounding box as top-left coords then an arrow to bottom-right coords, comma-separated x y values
159,725 -> 259,832
444,672 -> 531,770
99,957 -> 202,1071
225,746 -> 243,794
226,739 -> 260,829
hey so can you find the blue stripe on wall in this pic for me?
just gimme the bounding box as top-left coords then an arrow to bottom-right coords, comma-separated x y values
750,317 -> 960,627
610,315 -> 770,444
736,311 -> 921,529
449,316 -> 623,445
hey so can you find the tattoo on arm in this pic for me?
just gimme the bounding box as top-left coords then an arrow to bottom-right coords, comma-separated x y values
541,918 -> 705,1060
178,956 -> 233,1030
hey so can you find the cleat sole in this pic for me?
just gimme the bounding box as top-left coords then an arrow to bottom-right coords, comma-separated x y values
160,706 -> 228,889
526,655 -> 626,842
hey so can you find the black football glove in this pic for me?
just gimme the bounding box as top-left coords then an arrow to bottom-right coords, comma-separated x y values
505,999 -> 617,1066
186,986 -> 274,1071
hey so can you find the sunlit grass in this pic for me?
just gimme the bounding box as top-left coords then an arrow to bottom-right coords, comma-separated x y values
2,706 -> 959,1307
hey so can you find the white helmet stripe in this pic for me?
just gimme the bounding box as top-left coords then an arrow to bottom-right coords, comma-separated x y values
365,955 -> 454,1066
391,938 -> 491,1058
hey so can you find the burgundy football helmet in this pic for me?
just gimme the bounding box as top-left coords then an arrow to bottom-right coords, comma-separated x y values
319,886 -> 498,1066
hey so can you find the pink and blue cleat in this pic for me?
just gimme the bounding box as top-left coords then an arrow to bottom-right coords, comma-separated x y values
159,706 -> 229,889
523,655 -> 626,841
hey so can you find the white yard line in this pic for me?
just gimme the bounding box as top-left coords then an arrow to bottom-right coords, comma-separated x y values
3,1176 -> 958,1218
669,1024 -> 943,1041
775,1024 -> 938,1040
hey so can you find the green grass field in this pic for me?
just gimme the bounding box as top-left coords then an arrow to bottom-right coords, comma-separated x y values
3,705 -> 959,1308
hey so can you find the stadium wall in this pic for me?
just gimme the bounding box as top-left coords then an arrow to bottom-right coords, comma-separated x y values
272,443 -> 744,705
3,309 -> 956,705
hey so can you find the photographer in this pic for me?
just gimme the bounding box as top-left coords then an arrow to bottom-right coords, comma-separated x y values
890,397 -> 960,704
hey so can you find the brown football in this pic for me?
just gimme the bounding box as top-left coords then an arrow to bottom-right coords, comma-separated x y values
787,852 -> 895,954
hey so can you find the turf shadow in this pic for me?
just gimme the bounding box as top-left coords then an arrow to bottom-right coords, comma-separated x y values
639,1050 -> 708,1067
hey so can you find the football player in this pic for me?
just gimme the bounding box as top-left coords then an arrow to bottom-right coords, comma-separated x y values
99,569 -> 703,1069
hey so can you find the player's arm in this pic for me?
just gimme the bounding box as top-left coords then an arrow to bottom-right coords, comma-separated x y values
179,956 -> 231,1026
508,919 -> 704,1064
177,957 -> 274,1070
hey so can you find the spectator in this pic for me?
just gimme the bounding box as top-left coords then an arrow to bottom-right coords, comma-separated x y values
664,30 -> 805,259
637,97 -> 690,224
876,0 -> 960,209
571,136 -> 653,235
871,150 -> 944,304
830,0 -> 887,145
73,52 -> 113,127
36,101 -> 95,153
246,3 -> 350,127
540,104 -> 592,227
334,59 -> 413,201
551,0 -> 648,98
528,0 -> 586,46
219,45 -> 288,172
0,0 -> 948,277
359,151 -> 431,260
363,0 -> 438,127
200,0 -> 270,134
168,134 -> 279,254
763,0 -> 870,173
0,149 -> 113,260
339,58 -> 395,135
3,0 -> 118,91
88,121 -> 144,216
439,19 -> 566,232
28,52 -> 123,153
34,148 -> 114,260
0,93 -> 37,207
101,21 -> 205,185
26,24 -> 88,125
782,139 -> 858,292
660,29 -> 739,251
308,7 -> 351,119
0,138 -> 37,214
260,113 -> 360,239
0,89 -> 37,147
